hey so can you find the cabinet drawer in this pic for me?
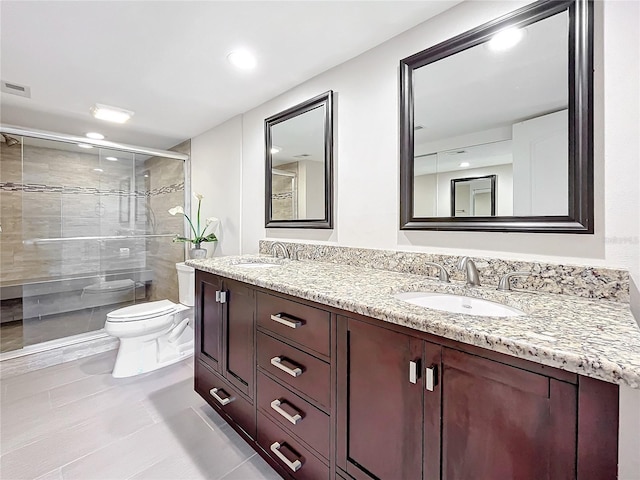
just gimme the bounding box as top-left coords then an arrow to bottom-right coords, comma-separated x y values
257,372 -> 330,459
257,332 -> 330,410
257,292 -> 330,357
258,412 -> 330,480
195,361 -> 256,439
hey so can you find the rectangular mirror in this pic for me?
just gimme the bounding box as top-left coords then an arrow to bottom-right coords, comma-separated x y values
265,91 -> 333,228
400,0 -> 593,233
451,174 -> 496,217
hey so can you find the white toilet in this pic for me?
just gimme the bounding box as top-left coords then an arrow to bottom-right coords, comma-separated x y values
105,262 -> 195,378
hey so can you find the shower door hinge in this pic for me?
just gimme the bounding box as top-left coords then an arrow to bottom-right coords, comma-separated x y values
216,291 -> 227,304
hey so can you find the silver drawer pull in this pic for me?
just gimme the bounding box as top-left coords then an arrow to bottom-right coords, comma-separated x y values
270,356 -> 303,377
270,313 -> 302,329
270,441 -> 303,472
409,360 -> 418,384
209,387 -> 234,405
425,366 -> 437,392
270,399 -> 303,425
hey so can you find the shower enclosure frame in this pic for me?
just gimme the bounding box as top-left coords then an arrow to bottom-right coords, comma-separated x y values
0,124 -> 192,360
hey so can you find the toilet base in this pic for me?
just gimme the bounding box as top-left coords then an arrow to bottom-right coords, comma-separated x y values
111,323 -> 194,378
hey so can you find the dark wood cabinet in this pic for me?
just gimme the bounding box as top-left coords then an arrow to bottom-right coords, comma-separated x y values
338,315 -> 617,480
440,347 -> 577,479
194,271 -> 256,439
337,317 -> 424,480
195,272 -> 223,373
194,273 -> 619,480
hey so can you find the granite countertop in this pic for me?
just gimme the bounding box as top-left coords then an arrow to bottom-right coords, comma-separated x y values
187,255 -> 640,389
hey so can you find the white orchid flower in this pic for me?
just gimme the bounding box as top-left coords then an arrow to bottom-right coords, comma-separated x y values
168,206 -> 184,216
193,192 -> 204,201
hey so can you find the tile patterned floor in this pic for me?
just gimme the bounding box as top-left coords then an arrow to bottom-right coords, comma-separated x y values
0,351 -> 282,480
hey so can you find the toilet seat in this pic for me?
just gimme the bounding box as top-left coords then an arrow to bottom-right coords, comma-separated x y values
107,299 -> 177,323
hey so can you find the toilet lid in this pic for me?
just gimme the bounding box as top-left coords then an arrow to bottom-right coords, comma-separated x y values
107,299 -> 176,322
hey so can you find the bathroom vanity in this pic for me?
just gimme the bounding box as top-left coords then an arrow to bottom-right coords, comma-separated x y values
189,256 -> 639,480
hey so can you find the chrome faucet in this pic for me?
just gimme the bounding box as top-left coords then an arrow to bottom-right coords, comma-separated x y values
270,242 -> 289,259
457,256 -> 481,286
424,261 -> 450,283
497,271 -> 530,291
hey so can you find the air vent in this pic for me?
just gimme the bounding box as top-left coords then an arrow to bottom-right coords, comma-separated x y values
1,80 -> 31,98
293,154 -> 311,158
414,125 -> 424,131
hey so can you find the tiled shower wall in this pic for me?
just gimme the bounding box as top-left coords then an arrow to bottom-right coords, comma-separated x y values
0,139 -> 187,299
145,139 -> 190,303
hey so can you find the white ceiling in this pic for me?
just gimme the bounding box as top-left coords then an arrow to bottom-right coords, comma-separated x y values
0,1 -> 459,150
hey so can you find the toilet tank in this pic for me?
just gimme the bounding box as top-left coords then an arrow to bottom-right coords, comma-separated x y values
175,262 -> 195,306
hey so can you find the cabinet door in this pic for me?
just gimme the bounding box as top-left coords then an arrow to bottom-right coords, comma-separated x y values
338,318 -> 423,480
195,271 -> 223,373
441,348 -> 577,480
223,280 -> 255,397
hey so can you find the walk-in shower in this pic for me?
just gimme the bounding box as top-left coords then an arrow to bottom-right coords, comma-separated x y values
0,126 -> 190,356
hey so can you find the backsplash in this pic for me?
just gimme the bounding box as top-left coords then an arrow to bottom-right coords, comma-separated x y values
259,241 -> 630,303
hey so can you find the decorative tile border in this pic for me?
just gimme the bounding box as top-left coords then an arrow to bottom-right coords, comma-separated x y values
0,181 -> 184,197
259,240 -> 630,303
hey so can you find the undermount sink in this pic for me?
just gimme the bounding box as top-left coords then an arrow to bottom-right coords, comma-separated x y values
394,291 -> 525,317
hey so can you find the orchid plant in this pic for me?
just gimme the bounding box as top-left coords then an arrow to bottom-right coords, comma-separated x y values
169,193 -> 219,247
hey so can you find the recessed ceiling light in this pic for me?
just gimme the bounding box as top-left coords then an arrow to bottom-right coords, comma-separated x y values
93,168 -> 104,173
227,50 -> 257,70
270,146 -> 281,154
77,143 -> 93,149
144,174 -> 149,178
105,156 -> 118,161
459,162 -> 470,168
90,103 -> 134,123
85,132 -> 104,140
488,27 -> 524,52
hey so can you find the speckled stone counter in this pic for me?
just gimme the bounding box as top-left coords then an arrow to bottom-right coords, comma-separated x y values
187,255 -> 640,389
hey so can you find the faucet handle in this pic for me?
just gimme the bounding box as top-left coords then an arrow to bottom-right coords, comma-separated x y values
290,246 -> 304,261
497,271 -> 531,291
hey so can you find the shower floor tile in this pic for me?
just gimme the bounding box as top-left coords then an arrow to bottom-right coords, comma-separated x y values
0,352 -> 282,480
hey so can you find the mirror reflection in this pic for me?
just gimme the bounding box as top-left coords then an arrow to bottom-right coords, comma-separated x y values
265,91 -> 333,228
412,10 -> 568,219
400,0 -> 593,233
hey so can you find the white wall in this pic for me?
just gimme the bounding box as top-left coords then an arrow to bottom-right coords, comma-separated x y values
190,115 -> 243,257
191,0 -> 640,474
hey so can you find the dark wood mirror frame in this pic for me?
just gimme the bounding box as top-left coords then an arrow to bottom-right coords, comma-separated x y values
451,174 -> 497,217
399,0 -> 593,233
265,91 -> 333,229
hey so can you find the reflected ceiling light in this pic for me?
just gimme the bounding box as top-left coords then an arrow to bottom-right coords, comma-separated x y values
459,162 -> 470,167
144,174 -> 149,178
227,50 -> 257,70
105,156 -> 118,161
488,27 -> 524,52
77,143 -> 93,149
270,146 -> 281,154
85,132 -> 104,140
93,168 -> 104,173
90,103 -> 134,123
